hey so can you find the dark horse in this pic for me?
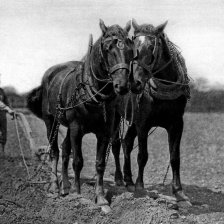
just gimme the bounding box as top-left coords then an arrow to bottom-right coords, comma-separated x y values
27,19 -> 134,206
112,19 -> 191,205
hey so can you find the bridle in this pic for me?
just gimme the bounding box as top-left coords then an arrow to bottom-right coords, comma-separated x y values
84,34 -> 133,103
132,33 -> 172,77
90,35 -> 132,83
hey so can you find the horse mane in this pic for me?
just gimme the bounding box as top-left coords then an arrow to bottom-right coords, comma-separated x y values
103,24 -> 128,39
134,24 -> 156,36
134,24 -> 156,35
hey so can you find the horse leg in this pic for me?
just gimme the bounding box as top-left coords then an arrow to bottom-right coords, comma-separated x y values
111,114 -> 124,186
0,144 -> 5,158
95,134 -> 110,206
61,128 -> 71,196
44,115 -> 60,194
168,117 -> 191,203
112,132 -> 124,186
70,122 -> 83,194
135,129 -> 148,191
123,124 -> 137,191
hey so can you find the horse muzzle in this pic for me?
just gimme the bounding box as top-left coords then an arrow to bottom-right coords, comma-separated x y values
114,81 -> 130,95
112,66 -> 131,95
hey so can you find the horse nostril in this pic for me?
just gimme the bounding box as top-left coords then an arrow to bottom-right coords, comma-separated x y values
114,84 -> 119,90
136,80 -> 142,87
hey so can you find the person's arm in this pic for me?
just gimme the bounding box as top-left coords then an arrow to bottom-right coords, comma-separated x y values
0,101 -> 14,114
0,89 -> 15,117
0,89 -> 14,118
2,89 -> 10,106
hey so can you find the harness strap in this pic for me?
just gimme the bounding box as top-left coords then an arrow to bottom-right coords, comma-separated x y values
151,58 -> 172,76
99,35 -> 122,74
149,37 -> 160,71
90,62 -> 112,82
57,68 -> 76,105
99,35 -> 131,79
134,60 -> 152,74
85,84 -> 99,103
90,86 -> 115,100
109,63 -> 129,74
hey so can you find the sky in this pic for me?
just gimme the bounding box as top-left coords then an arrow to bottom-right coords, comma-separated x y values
0,0 -> 224,93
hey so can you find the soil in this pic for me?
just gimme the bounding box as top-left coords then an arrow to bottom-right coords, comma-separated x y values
0,112 -> 224,223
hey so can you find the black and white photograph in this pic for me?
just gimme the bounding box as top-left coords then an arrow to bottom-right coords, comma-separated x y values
0,0 -> 224,223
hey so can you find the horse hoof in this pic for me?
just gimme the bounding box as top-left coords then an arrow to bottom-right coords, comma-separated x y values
101,205 -> 112,214
178,200 -> 192,208
60,180 -> 71,196
175,190 -> 190,202
115,179 -> 125,187
175,191 -> 192,208
75,183 -> 81,194
49,182 -> 59,194
60,186 -> 71,196
0,152 -> 5,159
46,193 -> 59,199
126,184 -> 135,192
135,183 -> 144,191
95,195 -> 109,206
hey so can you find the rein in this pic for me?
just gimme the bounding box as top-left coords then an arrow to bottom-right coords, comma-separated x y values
151,58 -> 172,76
152,76 -> 190,86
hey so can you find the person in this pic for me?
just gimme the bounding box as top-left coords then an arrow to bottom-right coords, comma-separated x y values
0,88 -> 15,157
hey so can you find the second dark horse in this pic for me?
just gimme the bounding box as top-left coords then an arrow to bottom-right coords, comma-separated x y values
112,19 -> 191,206
27,20 -> 133,206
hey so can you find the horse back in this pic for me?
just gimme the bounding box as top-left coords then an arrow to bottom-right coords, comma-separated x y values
41,61 -> 84,117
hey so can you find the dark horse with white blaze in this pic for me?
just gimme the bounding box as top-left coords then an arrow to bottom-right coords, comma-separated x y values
27,20 -> 134,206
112,19 -> 191,205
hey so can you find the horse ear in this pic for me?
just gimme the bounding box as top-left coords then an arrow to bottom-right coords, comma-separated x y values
124,20 -> 131,33
155,20 -> 168,35
132,18 -> 140,31
99,19 -> 107,35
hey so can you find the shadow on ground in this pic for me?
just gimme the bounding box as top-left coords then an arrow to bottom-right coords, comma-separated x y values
147,183 -> 224,215
81,177 -> 224,215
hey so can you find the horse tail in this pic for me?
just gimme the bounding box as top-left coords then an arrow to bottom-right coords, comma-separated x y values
27,86 -> 43,118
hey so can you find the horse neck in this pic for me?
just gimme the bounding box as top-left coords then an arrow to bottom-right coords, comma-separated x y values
154,37 -> 178,82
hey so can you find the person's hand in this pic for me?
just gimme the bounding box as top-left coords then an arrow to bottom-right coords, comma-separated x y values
7,108 -> 15,120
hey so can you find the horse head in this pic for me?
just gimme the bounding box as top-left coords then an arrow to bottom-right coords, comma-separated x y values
96,19 -> 134,95
131,19 -> 168,93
